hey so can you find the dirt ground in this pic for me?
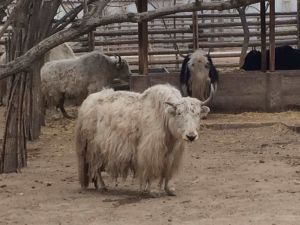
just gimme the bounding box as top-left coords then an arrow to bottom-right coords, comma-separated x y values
0,106 -> 300,225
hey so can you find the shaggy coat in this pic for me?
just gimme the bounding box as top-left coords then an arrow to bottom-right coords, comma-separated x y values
180,49 -> 218,101
41,51 -> 131,118
76,84 -> 210,196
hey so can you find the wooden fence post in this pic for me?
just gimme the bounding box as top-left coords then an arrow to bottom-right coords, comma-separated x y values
260,0 -> 267,72
297,0 -> 300,48
269,0 -> 275,72
192,11 -> 199,50
137,0 -> 148,75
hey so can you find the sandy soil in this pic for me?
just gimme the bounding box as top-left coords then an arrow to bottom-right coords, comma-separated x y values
0,106 -> 300,225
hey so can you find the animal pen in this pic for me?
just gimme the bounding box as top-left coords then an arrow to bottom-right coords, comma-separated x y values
0,0 -> 299,113
1,2 -> 300,223
61,0 -> 300,112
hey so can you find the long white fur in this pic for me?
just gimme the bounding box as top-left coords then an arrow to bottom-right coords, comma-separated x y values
76,84 -> 208,195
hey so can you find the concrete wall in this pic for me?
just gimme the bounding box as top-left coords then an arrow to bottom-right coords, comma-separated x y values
130,70 -> 300,112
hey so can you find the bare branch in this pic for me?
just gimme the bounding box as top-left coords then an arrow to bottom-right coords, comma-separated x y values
237,6 -> 250,68
0,0 -> 23,39
0,11 -> 11,38
52,0 -> 98,33
0,0 -> 262,80
0,0 -> 13,10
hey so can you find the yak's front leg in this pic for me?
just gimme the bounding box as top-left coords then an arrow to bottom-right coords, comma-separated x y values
58,93 -> 74,119
139,179 -> 150,193
94,170 -> 108,191
164,177 -> 176,196
140,179 -> 154,197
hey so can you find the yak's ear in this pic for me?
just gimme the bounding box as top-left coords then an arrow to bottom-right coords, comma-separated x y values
164,102 -> 177,115
200,106 -> 210,119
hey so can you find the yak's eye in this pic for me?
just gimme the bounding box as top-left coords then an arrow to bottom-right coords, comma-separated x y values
177,112 -> 182,116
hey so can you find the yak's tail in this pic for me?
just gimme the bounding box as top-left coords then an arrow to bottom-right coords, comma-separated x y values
75,120 -> 90,188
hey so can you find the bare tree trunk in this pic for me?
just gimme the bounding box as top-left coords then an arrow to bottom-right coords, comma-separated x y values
23,0 -> 61,140
0,0 -> 61,173
237,6 -> 250,68
1,9 -> 27,172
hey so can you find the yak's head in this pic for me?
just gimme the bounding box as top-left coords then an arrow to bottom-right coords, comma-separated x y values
113,55 -> 132,81
241,49 -> 262,71
165,97 -> 210,142
188,49 -> 210,78
164,83 -> 214,142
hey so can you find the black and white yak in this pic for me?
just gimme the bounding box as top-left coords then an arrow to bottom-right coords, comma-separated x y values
242,45 -> 300,71
180,49 -> 219,117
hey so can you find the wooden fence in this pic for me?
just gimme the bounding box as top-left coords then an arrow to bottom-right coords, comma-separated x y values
0,11 -> 298,71
68,10 -> 298,71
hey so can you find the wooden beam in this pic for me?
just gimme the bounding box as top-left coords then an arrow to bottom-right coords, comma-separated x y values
192,11 -> 199,50
88,31 -> 95,51
260,0 -> 266,72
269,0 -> 275,72
137,0 -> 148,75
298,0 -> 300,48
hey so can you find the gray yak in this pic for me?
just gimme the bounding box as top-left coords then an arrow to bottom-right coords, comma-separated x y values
0,43 -> 76,106
41,51 -> 131,118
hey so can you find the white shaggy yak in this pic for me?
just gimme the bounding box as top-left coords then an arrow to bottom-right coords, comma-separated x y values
41,51 -> 131,118
75,84 -> 212,196
0,43 -> 75,106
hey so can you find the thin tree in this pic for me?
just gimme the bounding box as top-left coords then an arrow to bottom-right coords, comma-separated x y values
1,0 -> 61,173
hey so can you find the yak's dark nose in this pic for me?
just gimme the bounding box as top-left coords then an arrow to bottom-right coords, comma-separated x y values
186,134 -> 197,142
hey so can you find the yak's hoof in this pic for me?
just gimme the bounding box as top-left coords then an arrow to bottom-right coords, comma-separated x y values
140,191 -> 156,198
93,180 -> 99,190
165,188 -> 176,196
140,189 -> 156,198
99,187 -> 108,192
64,114 -> 75,119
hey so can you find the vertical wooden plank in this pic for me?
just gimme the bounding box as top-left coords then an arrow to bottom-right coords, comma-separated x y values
298,0 -> 300,48
88,31 -> 95,51
84,1 -> 95,52
192,11 -> 199,50
260,0 -> 267,72
269,0 -> 275,72
174,0 -> 179,69
210,9 -> 215,52
137,0 -> 148,75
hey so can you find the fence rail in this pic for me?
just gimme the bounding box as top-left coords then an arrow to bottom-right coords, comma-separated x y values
78,10 -> 298,71
1,10 -> 297,71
